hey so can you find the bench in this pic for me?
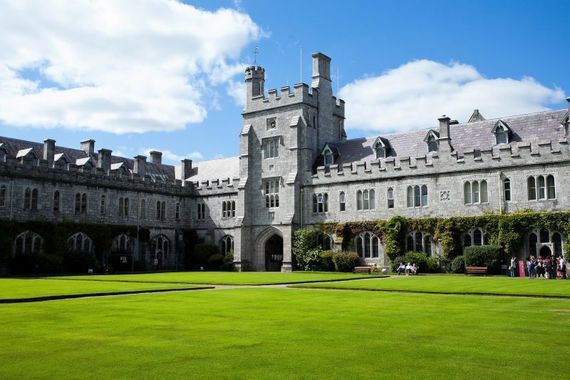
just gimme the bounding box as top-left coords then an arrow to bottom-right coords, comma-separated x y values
354,266 -> 372,274
465,266 -> 488,275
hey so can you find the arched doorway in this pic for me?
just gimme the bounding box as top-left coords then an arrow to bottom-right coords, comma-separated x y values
539,245 -> 552,258
265,234 -> 283,271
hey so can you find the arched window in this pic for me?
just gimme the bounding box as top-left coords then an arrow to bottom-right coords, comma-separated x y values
414,186 -> 421,207
537,176 -> 546,200
495,125 -> 509,144
473,229 -> 482,246
357,190 -> 363,210
81,193 -> 87,213
503,178 -> 511,202
14,231 -> 43,255
407,231 -> 433,255
24,188 -> 31,210
355,232 -> 380,258
463,234 -> 472,247
161,201 -> 166,220
140,199 -> 146,219
387,187 -> 394,209
156,201 -> 161,220
31,189 -> 38,210
552,232 -> 563,257
480,180 -> 488,203
423,235 -> 432,256
312,194 -> 318,213
151,235 -> 170,259
220,235 -> 234,255
317,234 -> 333,251
464,182 -> 471,204
527,177 -> 536,200
406,235 -> 414,252
472,181 -> 480,203
427,134 -> 438,152
231,201 -> 236,217
68,232 -> 93,253
369,189 -> 375,209
313,193 -> 329,213
414,231 -> 423,252
546,175 -> 555,199
74,193 -> 81,214
406,186 -> 413,208
100,194 -> 106,216
323,148 -> 334,166
363,190 -> 369,210
529,233 -> 538,257
339,191 -> 346,211
53,191 -> 60,214
421,185 -> 428,206
222,201 -> 227,218
0,185 -> 6,207
375,145 -> 386,159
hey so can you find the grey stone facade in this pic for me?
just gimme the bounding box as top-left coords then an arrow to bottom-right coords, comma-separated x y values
1,52 -> 570,271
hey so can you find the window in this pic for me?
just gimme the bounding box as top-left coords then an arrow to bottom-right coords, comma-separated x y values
406,231 -> 433,255
156,201 -> 166,220
197,203 -> 206,220
116,234 -> 130,252
119,197 -> 129,218
81,193 -> 87,213
494,124 -> 509,144
68,232 -> 93,253
323,147 -> 334,166
317,234 -> 333,250
528,175 -> 555,201
553,232 -> 563,257
263,138 -> 279,159
462,228 -> 487,247
373,138 -> 389,159
175,203 -> 180,220
24,188 -> 31,210
0,185 -> 5,207
14,231 -> 43,255
222,200 -> 236,218
75,193 -> 81,214
539,228 -> 549,243
427,134 -> 438,152
529,232 -> 538,257
339,191 -> 346,211
312,193 -> 328,213
53,191 -> 60,214
266,117 -> 276,130
220,235 -> 234,255
100,195 -> 106,216
407,185 -> 428,208
264,179 -> 280,208
387,187 -> 394,209
356,189 -> 375,210
464,180 -> 488,205
503,178 -> 511,202
355,232 -> 379,258
140,199 -> 146,220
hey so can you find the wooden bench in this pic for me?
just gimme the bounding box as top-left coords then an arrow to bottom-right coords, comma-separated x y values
465,266 -> 488,275
354,266 -> 372,274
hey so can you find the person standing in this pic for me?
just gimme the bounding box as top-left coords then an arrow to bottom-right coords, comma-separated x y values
509,256 -> 516,277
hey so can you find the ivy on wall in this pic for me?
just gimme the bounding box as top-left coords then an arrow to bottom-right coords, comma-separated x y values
316,211 -> 570,260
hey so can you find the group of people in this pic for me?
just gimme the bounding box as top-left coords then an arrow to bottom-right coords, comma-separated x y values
509,255 -> 567,279
396,262 -> 417,275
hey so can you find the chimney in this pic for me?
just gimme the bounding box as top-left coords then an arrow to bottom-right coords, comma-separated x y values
43,139 -> 55,162
181,159 -> 193,181
97,148 -> 112,172
311,52 -> 331,89
438,115 -> 451,139
80,139 -> 95,156
133,155 -> 146,176
150,150 -> 162,165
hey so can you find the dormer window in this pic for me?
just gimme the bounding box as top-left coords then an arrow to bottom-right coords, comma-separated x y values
492,120 -> 511,145
323,147 -> 334,166
373,137 -> 390,159
424,130 -> 439,153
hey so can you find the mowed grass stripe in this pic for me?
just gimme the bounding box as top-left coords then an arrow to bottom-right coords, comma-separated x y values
0,288 -> 568,379
51,271 -> 384,285
0,278 -> 207,301
293,275 -> 570,298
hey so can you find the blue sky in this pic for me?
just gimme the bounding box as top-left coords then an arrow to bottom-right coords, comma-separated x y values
0,0 -> 568,164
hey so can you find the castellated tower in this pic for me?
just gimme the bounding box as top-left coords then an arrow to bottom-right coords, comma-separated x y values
236,52 -> 345,271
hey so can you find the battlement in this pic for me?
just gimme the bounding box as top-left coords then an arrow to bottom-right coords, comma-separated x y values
190,176 -> 241,196
245,83 -> 318,114
308,139 -> 570,185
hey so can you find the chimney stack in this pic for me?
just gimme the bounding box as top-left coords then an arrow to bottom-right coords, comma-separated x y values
438,115 -> 451,139
43,139 -> 55,163
97,149 -> 112,172
80,139 -> 95,156
181,159 -> 193,181
133,155 -> 146,176
150,150 -> 162,165
311,52 -> 331,90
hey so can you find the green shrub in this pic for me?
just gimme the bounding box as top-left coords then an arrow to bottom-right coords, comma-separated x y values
193,244 -> 220,268
320,250 -> 335,271
464,245 -> 505,273
403,251 -> 429,273
391,256 -> 405,272
333,252 -> 361,272
426,256 -> 440,273
220,252 -> 234,271
207,253 -> 225,270
296,248 -> 322,271
36,253 -> 64,274
451,256 -> 465,273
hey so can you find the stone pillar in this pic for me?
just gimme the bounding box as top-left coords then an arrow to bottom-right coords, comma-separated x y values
281,225 -> 293,272
438,115 -> 452,153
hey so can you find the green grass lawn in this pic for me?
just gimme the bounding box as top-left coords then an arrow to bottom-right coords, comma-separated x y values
0,288 -> 569,379
53,271 -> 381,285
294,275 -> 570,297
0,278 -> 204,301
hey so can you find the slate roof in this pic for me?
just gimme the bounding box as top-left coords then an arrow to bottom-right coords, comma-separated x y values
0,136 -> 176,181
178,156 -> 240,183
330,109 -> 567,166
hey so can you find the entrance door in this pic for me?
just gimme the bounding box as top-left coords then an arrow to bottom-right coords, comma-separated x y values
265,234 -> 283,271
539,245 -> 552,258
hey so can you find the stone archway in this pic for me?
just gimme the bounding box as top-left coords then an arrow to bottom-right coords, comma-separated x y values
265,234 -> 283,271
539,245 -> 552,258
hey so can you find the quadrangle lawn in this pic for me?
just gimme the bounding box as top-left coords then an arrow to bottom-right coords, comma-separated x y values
0,278 -> 204,301
53,271 -> 380,285
293,275 -> 570,297
1,286 -> 569,379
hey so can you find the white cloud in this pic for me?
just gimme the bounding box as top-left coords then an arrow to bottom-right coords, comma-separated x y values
226,79 -> 246,107
339,60 -> 565,134
0,0 -> 261,134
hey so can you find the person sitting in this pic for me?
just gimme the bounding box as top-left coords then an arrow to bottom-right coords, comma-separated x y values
405,262 -> 412,275
411,263 -> 418,275
396,262 -> 406,275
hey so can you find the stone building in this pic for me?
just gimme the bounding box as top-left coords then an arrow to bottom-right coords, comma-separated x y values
1,52 -> 569,271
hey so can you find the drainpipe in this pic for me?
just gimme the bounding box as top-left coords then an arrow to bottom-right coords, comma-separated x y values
300,187 -> 304,228
498,172 -> 503,214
